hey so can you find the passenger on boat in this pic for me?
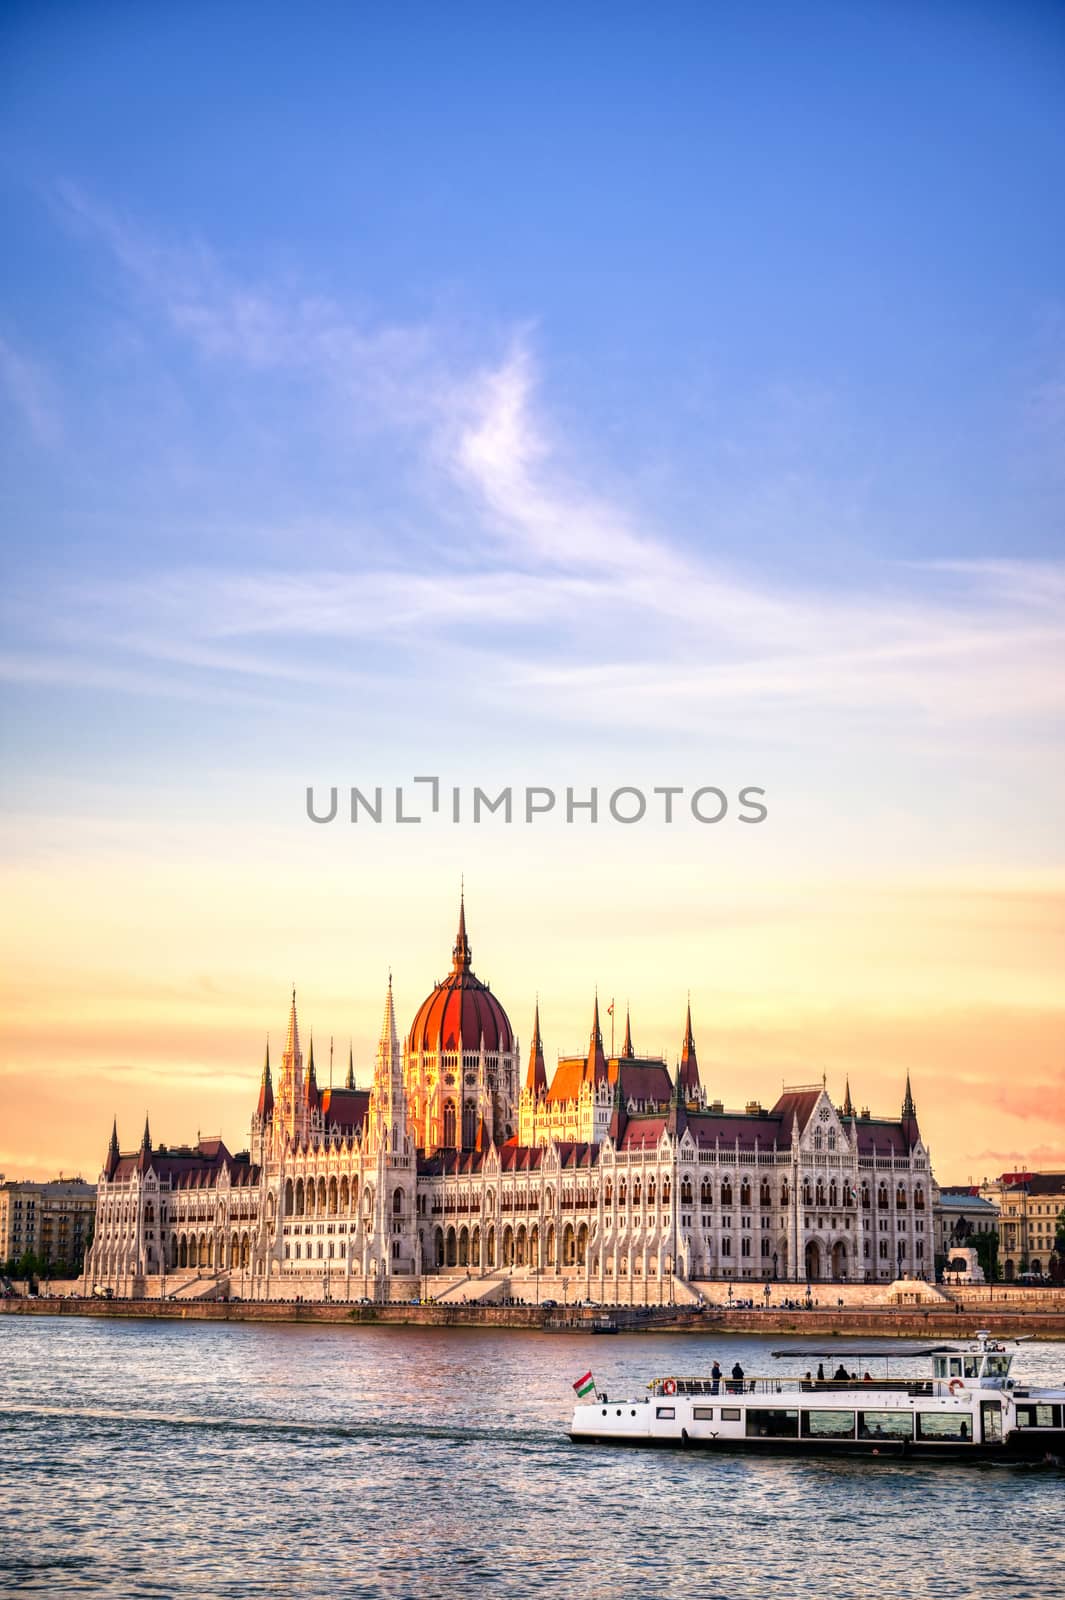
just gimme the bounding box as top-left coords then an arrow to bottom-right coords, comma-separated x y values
816,1363 -> 825,1383
863,1372 -> 873,1382
833,1364 -> 849,1381
728,1361 -> 745,1394
711,1361 -> 722,1394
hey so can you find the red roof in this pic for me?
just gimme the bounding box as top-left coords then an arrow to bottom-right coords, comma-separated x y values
319,1087 -> 370,1131
407,897 -> 513,1055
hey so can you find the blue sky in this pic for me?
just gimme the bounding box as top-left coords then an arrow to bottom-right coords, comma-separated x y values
1,3 -> 1065,1177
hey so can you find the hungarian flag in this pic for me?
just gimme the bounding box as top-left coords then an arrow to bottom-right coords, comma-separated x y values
573,1371 -> 595,1398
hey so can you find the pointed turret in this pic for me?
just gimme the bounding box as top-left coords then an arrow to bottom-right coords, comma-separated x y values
525,1001 -> 548,1095
345,1042 -> 355,1091
841,1076 -> 854,1119
901,1073 -> 920,1145
380,974 -> 400,1056
284,986 -> 300,1066
607,1076 -> 628,1145
621,1006 -> 634,1059
304,1035 -> 319,1109
368,973 -> 406,1154
585,993 -> 608,1085
105,1116 -> 120,1179
452,888 -> 471,972
666,1064 -> 688,1137
136,1112 -> 152,1173
256,1040 -> 274,1119
679,999 -> 700,1095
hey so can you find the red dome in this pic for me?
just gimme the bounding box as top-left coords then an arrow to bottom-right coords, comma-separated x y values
407,898 -> 514,1056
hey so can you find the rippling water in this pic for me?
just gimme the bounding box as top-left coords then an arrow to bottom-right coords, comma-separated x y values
1,1316 -> 1062,1599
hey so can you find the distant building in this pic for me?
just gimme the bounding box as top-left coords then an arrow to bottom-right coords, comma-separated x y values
84,895 -> 936,1300
980,1173 -> 1065,1278
0,1178 -> 97,1272
933,1187 -> 999,1264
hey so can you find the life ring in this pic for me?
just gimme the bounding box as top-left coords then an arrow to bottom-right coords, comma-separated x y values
949,1378 -> 965,1396
663,1379 -> 677,1396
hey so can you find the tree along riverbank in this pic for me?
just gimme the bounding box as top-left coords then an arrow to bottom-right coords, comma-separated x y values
3,1297 -> 1065,1338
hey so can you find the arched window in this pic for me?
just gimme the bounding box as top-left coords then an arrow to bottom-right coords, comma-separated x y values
759,1181 -> 771,1207
392,1187 -> 403,1215
813,1129 -> 823,1151
914,1187 -> 925,1211
815,1181 -> 826,1207
861,1183 -> 870,1208
462,1100 -> 477,1148
662,1179 -> 671,1204
681,1178 -> 693,1205
604,1181 -> 613,1205
443,1101 -> 457,1147
740,1180 -> 751,1208
896,1185 -> 907,1209
721,1181 -> 733,1207
701,1178 -> 712,1205
781,1180 -> 790,1205
632,1180 -> 642,1206
646,1179 -> 656,1206
802,1180 -> 812,1206
878,1185 -> 889,1209
828,1181 -> 838,1208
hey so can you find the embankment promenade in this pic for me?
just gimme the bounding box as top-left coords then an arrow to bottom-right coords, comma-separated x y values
4,1296 -> 1065,1339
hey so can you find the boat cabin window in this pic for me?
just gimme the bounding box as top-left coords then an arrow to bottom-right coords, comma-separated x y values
1015,1403 -> 1060,1429
721,1408 -> 741,1422
983,1356 -> 1010,1378
745,1409 -> 799,1439
858,1410 -> 913,1440
802,1409 -> 856,1439
916,1413 -> 973,1441
656,1407 -> 675,1420
962,1357 -> 981,1379
693,1407 -> 714,1421
948,1358 -> 964,1378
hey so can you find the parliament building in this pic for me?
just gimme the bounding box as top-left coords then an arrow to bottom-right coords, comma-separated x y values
83,896 -> 934,1302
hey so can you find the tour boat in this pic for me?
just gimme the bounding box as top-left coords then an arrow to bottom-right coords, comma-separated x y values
569,1332 -> 1065,1461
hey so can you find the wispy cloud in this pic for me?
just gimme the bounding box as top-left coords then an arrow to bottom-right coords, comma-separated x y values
0,335 -> 60,444
8,191 -> 1064,744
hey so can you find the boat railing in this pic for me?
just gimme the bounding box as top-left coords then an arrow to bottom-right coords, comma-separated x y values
649,1376 -> 935,1398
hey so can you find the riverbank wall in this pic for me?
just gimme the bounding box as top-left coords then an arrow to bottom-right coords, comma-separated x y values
4,1297 -> 1065,1338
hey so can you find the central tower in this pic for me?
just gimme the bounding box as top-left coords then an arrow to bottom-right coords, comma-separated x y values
404,894 -> 519,1153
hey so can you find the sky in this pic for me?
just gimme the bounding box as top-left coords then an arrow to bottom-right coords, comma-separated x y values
1,1 -> 1063,1185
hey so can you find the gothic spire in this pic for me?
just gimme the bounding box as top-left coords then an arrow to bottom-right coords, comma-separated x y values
380,971 -> 400,1055
607,1075 -> 628,1145
679,997 -> 701,1095
585,992 -> 608,1084
666,1063 -> 688,1137
256,1039 -> 274,1119
902,1072 -> 915,1119
304,1034 -> 318,1107
284,986 -> 301,1068
525,999 -> 548,1095
452,887 -> 471,972
901,1072 -> 919,1145
842,1076 -> 854,1118
105,1116 -> 120,1179
621,1005 -> 634,1059
345,1041 -> 355,1091
137,1111 -> 152,1172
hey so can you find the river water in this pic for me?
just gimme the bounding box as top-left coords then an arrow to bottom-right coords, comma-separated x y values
0,1316 -> 1062,1599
